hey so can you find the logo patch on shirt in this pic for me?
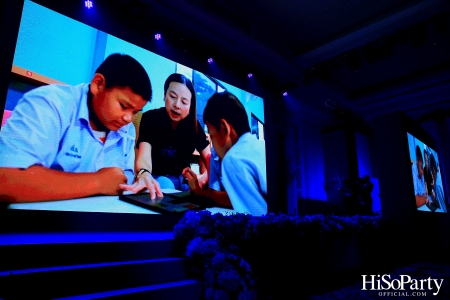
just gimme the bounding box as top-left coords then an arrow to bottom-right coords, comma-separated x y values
66,144 -> 81,159
162,147 -> 176,157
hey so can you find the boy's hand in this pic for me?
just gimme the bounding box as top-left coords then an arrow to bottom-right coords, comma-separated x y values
96,167 -> 127,195
182,167 -> 201,193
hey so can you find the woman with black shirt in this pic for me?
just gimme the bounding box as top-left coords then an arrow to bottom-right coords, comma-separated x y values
122,73 -> 210,199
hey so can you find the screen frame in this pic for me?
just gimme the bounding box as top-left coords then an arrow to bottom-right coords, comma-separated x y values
406,131 -> 448,213
0,0 -> 279,231
402,115 -> 449,215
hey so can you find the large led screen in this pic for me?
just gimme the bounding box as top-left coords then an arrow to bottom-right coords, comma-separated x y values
0,0 -> 267,216
407,132 -> 447,213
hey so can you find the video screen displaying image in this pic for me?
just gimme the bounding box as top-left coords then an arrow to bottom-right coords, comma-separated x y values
0,0 -> 267,216
407,132 -> 447,213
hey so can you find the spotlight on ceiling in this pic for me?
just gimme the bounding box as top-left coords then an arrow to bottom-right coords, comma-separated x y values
207,58 -> 213,64
248,73 -> 253,78
283,92 -> 288,96
154,33 -> 161,41
85,0 -> 93,9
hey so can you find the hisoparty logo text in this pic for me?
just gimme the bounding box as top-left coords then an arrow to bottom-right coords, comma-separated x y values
362,274 -> 443,297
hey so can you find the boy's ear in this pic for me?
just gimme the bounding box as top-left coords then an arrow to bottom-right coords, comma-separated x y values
219,119 -> 230,135
90,73 -> 106,96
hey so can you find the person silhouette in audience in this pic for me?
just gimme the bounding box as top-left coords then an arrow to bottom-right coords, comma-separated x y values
342,178 -> 359,215
358,175 -> 374,215
342,175 -> 374,215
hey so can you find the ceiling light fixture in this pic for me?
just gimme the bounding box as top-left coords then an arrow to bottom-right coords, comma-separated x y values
85,0 -> 93,9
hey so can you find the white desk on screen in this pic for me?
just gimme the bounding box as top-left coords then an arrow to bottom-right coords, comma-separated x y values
417,203 -> 445,213
8,193 -> 156,214
7,189 -> 236,215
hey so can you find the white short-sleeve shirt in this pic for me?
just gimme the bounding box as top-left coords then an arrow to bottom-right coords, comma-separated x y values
221,132 -> 267,216
0,83 -> 136,184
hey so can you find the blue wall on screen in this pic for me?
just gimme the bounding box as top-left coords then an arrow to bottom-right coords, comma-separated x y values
12,0 -> 266,122
218,80 -> 265,126
13,0 -> 98,85
104,35 -> 177,112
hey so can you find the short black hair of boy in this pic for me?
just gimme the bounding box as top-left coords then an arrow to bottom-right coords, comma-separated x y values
203,91 -> 250,137
95,53 -> 152,101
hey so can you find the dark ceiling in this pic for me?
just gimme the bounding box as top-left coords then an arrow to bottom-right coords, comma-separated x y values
135,0 -> 450,127
54,0 -> 450,127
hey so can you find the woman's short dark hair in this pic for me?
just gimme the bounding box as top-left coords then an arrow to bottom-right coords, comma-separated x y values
95,53 -> 152,101
430,153 -> 437,173
164,73 -> 197,132
203,91 -> 250,137
415,145 -> 423,164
